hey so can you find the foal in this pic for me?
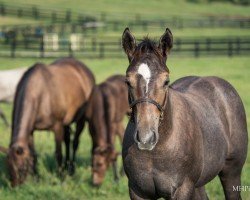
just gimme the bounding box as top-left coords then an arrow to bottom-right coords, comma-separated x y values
85,75 -> 129,186
6,58 -> 95,186
122,28 -> 248,199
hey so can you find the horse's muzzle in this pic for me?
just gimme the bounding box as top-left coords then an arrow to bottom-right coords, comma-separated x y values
134,130 -> 158,151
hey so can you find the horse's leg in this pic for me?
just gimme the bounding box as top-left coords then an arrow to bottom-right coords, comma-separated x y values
28,131 -> 38,175
112,154 -> 119,183
0,108 -> 9,127
63,125 -> 71,172
193,186 -> 209,200
219,162 -> 243,200
171,177 -> 195,200
129,187 -> 151,200
70,118 -> 85,174
53,123 -> 64,173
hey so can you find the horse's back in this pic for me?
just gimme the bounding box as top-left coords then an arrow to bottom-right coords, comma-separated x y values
172,75 -> 247,148
22,58 -> 95,127
171,76 -> 248,185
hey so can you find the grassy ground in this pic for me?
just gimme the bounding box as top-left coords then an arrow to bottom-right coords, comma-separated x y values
1,0 -> 250,20
0,56 -> 249,199
0,16 -> 40,26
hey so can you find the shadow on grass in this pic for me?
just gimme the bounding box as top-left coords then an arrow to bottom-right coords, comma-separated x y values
42,152 -> 91,172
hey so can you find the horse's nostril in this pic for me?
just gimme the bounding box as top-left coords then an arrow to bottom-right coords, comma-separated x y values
150,132 -> 157,144
134,130 -> 140,143
136,131 -> 140,142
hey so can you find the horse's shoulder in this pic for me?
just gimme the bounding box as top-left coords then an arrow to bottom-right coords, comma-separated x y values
170,76 -> 230,94
170,76 -> 201,93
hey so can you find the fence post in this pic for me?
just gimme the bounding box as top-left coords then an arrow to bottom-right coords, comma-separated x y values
11,36 -> 16,58
69,41 -> 73,57
176,39 -> 181,52
17,8 -> 23,17
40,36 -> 44,58
99,42 -> 104,58
228,41 -> 233,57
66,10 -> 71,22
24,35 -> 29,49
92,37 -> 96,51
52,12 -> 57,23
32,6 -> 39,20
206,38 -> 211,52
71,24 -> 76,33
0,4 -> 5,16
236,38 -> 240,55
194,41 -> 199,57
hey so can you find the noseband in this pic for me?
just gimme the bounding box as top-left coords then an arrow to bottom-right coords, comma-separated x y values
129,94 -> 166,120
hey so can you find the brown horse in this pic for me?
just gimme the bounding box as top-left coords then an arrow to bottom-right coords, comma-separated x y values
122,28 -> 248,200
85,75 -> 129,186
4,58 -> 95,186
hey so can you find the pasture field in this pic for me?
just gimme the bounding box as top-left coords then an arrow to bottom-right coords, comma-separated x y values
0,56 -> 249,199
0,16 -> 41,26
1,0 -> 250,19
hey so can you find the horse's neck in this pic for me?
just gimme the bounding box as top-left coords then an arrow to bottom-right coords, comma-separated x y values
162,88 -> 194,134
89,91 -> 109,148
12,96 -> 37,144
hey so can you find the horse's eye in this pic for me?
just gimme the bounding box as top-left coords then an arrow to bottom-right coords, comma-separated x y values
125,80 -> 133,89
163,79 -> 170,87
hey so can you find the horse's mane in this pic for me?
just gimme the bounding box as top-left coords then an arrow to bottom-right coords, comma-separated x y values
11,63 -> 45,143
135,37 -> 162,57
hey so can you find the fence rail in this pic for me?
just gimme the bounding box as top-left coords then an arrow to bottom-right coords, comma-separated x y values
0,3 -> 250,29
0,36 -> 249,58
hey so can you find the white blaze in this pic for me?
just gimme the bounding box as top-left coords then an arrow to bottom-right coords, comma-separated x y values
138,63 -> 151,93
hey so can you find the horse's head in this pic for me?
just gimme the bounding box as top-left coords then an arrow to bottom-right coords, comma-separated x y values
92,145 -> 118,186
122,28 -> 173,151
7,142 -> 35,187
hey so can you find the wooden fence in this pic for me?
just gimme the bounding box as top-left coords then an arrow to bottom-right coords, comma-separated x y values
0,36 -> 249,58
0,3 -> 250,29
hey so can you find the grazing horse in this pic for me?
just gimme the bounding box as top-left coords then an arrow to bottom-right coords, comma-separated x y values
85,75 -> 129,186
5,58 -> 95,187
121,28 -> 248,200
0,67 -> 27,126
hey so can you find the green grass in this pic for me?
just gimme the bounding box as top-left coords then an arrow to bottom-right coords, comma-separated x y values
0,56 -> 249,199
0,0 -> 250,20
0,16 -> 40,26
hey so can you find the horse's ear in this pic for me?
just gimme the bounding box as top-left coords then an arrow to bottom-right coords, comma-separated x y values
159,28 -> 173,57
122,27 -> 136,62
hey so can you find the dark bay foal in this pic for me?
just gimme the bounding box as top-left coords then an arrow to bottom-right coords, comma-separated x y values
4,58 -> 95,186
122,28 -> 248,199
85,75 -> 129,186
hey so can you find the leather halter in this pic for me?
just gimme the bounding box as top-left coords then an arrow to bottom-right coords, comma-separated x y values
129,96 -> 166,120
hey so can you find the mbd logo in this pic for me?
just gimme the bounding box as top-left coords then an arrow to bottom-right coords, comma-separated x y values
233,186 -> 250,192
